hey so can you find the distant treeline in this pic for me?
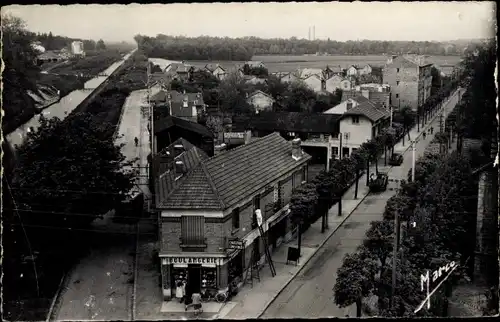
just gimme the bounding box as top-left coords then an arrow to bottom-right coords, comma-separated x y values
32,32 -> 135,53
135,34 -> 475,61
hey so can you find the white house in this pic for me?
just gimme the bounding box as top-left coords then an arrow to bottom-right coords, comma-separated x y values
246,90 -> 275,112
325,75 -> 344,93
340,79 -> 353,91
358,64 -> 373,76
337,99 -> 390,158
346,65 -> 358,77
323,97 -> 362,115
300,68 -> 324,79
205,64 -> 227,80
303,75 -> 324,92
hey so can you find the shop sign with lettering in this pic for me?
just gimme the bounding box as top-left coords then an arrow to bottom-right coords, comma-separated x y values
167,257 -> 220,265
228,239 -> 244,250
224,132 -> 244,139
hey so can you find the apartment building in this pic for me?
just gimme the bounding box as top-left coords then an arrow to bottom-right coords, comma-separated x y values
382,54 -> 433,111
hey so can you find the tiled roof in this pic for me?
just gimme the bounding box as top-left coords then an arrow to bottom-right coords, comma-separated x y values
151,90 -> 205,118
247,90 -> 275,101
155,138 -> 209,207
247,111 -> 341,134
158,132 -> 312,210
342,90 -> 389,109
38,51 -> 61,60
326,65 -> 343,73
154,115 -> 214,138
343,97 -> 390,123
300,68 -> 324,79
205,64 -> 225,72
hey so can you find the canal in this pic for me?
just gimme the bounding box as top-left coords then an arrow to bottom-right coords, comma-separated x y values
6,49 -> 137,148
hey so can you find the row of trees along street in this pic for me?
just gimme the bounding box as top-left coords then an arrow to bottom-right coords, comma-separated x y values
135,34 -> 473,60
2,37 -> 147,322
333,42 -> 498,317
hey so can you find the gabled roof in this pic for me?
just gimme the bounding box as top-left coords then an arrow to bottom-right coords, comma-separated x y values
303,74 -> 323,82
247,111 -> 341,134
326,65 -> 343,73
300,68 -> 324,78
247,90 -> 275,101
205,63 -> 225,72
342,97 -> 390,123
155,138 -> 209,207
154,115 -> 214,138
157,132 -> 312,210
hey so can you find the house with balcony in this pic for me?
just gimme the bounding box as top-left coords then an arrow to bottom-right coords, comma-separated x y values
156,133 -> 311,301
246,90 -> 275,113
382,54 -> 433,111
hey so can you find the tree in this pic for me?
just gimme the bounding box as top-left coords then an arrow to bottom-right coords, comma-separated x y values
289,183 -> 318,256
334,247 -> 378,317
365,139 -> 380,175
96,38 -> 106,50
399,106 -> 415,145
11,113 -> 136,230
363,220 -> 394,277
2,14 -> 41,133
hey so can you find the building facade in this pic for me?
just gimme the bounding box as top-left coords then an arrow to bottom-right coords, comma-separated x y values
246,90 -> 275,113
156,133 -> 311,301
382,55 -> 433,111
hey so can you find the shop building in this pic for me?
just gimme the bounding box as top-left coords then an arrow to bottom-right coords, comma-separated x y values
155,132 -> 311,300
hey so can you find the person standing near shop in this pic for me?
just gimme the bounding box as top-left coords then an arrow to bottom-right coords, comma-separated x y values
176,280 -> 185,303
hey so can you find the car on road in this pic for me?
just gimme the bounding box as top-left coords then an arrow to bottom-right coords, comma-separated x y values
388,153 -> 404,166
368,172 -> 389,193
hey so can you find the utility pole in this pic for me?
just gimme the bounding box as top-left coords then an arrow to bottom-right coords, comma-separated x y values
411,141 -> 416,182
339,133 -> 343,160
391,209 -> 400,308
390,105 -> 393,127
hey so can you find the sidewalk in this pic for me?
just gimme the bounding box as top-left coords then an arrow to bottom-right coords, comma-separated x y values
220,88 -> 462,319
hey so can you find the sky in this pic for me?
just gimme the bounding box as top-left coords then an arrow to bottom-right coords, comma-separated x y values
2,2 -> 496,43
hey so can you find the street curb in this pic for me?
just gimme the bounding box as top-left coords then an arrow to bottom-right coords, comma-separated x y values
256,189 -> 371,318
256,90 -> 460,318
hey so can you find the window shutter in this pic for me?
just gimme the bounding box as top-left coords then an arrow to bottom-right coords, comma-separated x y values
181,216 -> 205,245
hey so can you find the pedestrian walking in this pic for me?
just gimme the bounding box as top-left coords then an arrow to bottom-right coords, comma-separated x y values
430,126 -> 434,134
423,131 -> 427,140
191,292 -> 203,315
134,137 -> 139,147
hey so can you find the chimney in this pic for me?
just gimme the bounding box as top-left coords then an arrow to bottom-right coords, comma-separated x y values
214,143 -> 227,155
292,138 -> 302,160
346,101 -> 353,110
173,144 -> 184,157
175,160 -> 186,177
244,130 -> 252,144
361,89 -> 370,99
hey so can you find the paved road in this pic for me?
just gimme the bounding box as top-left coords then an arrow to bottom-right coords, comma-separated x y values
261,90 -> 461,318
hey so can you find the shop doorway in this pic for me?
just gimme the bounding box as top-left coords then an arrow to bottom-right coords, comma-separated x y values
186,265 -> 202,296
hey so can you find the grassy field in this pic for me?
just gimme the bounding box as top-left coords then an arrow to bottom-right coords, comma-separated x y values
180,54 -> 462,75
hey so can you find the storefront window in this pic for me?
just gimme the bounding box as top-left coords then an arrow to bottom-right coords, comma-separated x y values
201,268 -> 217,290
172,267 -> 188,290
